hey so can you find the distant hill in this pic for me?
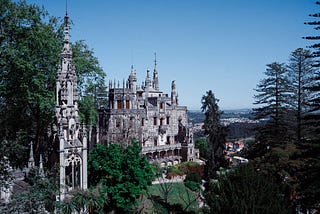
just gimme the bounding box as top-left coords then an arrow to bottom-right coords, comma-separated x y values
188,108 -> 253,124
188,109 -> 257,140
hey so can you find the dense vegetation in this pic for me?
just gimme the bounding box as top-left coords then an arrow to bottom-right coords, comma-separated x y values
1,0 -> 320,213
0,0 -> 105,170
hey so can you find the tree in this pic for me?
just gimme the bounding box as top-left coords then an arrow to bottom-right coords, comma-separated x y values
303,2 -> 320,142
58,186 -> 107,214
88,140 -> 153,212
6,170 -> 58,213
287,48 -> 315,144
72,40 -> 106,127
300,3 -> 320,210
194,138 -> 208,159
253,62 -> 291,148
201,90 -> 227,178
204,164 -> 289,214
0,0 -> 106,169
0,0 -> 61,167
304,1 -> 320,67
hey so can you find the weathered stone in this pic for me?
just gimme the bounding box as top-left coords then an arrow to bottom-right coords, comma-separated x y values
99,60 -> 199,166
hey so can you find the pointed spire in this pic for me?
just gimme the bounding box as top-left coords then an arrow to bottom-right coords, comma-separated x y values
28,142 -> 35,169
63,7 -> 70,44
153,52 -> 159,91
39,154 -> 45,177
61,0 -> 72,73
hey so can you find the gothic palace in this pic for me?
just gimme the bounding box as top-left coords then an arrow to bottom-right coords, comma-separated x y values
98,60 -> 199,166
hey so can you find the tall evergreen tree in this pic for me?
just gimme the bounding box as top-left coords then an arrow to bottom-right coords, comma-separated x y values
304,2 -> 320,141
253,62 -> 291,148
287,48 -> 315,144
304,1 -> 320,67
201,90 -> 226,178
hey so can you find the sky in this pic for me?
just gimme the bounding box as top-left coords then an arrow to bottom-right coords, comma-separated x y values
25,0 -> 318,110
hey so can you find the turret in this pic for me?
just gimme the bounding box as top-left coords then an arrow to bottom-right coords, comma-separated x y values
171,80 -> 177,106
28,142 -> 35,169
128,65 -> 137,93
56,8 -> 87,201
145,69 -> 151,92
153,53 -> 159,91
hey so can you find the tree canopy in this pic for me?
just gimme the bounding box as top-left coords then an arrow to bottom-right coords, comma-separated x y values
201,90 -> 227,179
88,140 -> 153,212
0,0 -> 106,169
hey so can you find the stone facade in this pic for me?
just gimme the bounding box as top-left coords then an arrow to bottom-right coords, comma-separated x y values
99,59 -> 199,166
55,13 -> 87,201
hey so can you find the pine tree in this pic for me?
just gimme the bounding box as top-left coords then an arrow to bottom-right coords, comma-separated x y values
253,62 -> 291,148
287,48 -> 315,144
304,1 -> 320,67
303,4 -> 320,141
201,90 -> 227,178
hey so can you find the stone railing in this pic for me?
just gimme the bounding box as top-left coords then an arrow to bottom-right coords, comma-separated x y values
142,143 -> 181,153
149,155 -> 182,164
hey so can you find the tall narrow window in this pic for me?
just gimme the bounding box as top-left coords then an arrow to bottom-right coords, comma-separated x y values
117,100 -> 122,109
153,117 -> 157,126
126,100 -> 130,109
160,118 -> 164,126
166,116 -> 170,125
160,102 -> 164,109
130,117 -> 134,128
141,118 -> 145,127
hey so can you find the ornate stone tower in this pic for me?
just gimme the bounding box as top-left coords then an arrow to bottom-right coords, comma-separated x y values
55,12 -> 87,201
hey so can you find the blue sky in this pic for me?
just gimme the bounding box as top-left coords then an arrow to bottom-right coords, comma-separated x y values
26,0 -> 317,110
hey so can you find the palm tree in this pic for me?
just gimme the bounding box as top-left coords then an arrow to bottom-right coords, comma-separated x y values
66,185 -> 107,214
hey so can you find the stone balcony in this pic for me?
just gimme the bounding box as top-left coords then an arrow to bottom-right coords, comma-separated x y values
142,143 -> 181,153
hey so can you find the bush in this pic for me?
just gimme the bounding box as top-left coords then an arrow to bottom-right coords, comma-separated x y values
184,172 -> 202,192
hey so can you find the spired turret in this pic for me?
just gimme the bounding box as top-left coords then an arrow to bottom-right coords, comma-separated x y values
153,53 -> 159,91
171,80 -> 177,106
128,65 -> 137,92
28,142 -> 35,169
55,10 -> 87,202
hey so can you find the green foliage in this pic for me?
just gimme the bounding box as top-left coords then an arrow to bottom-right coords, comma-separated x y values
166,162 -> 203,179
251,45 -> 320,211
195,138 -> 208,159
6,172 -> 58,213
88,140 -> 153,212
0,0 -> 61,165
201,90 -> 227,179
253,62 -> 291,147
149,182 -> 199,213
184,172 -> 202,192
58,186 -> 107,214
204,164 -> 289,214
287,48 -> 315,144
201,90 -> 222,136
0,0 -> 106,169
72,40 -> 106,126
